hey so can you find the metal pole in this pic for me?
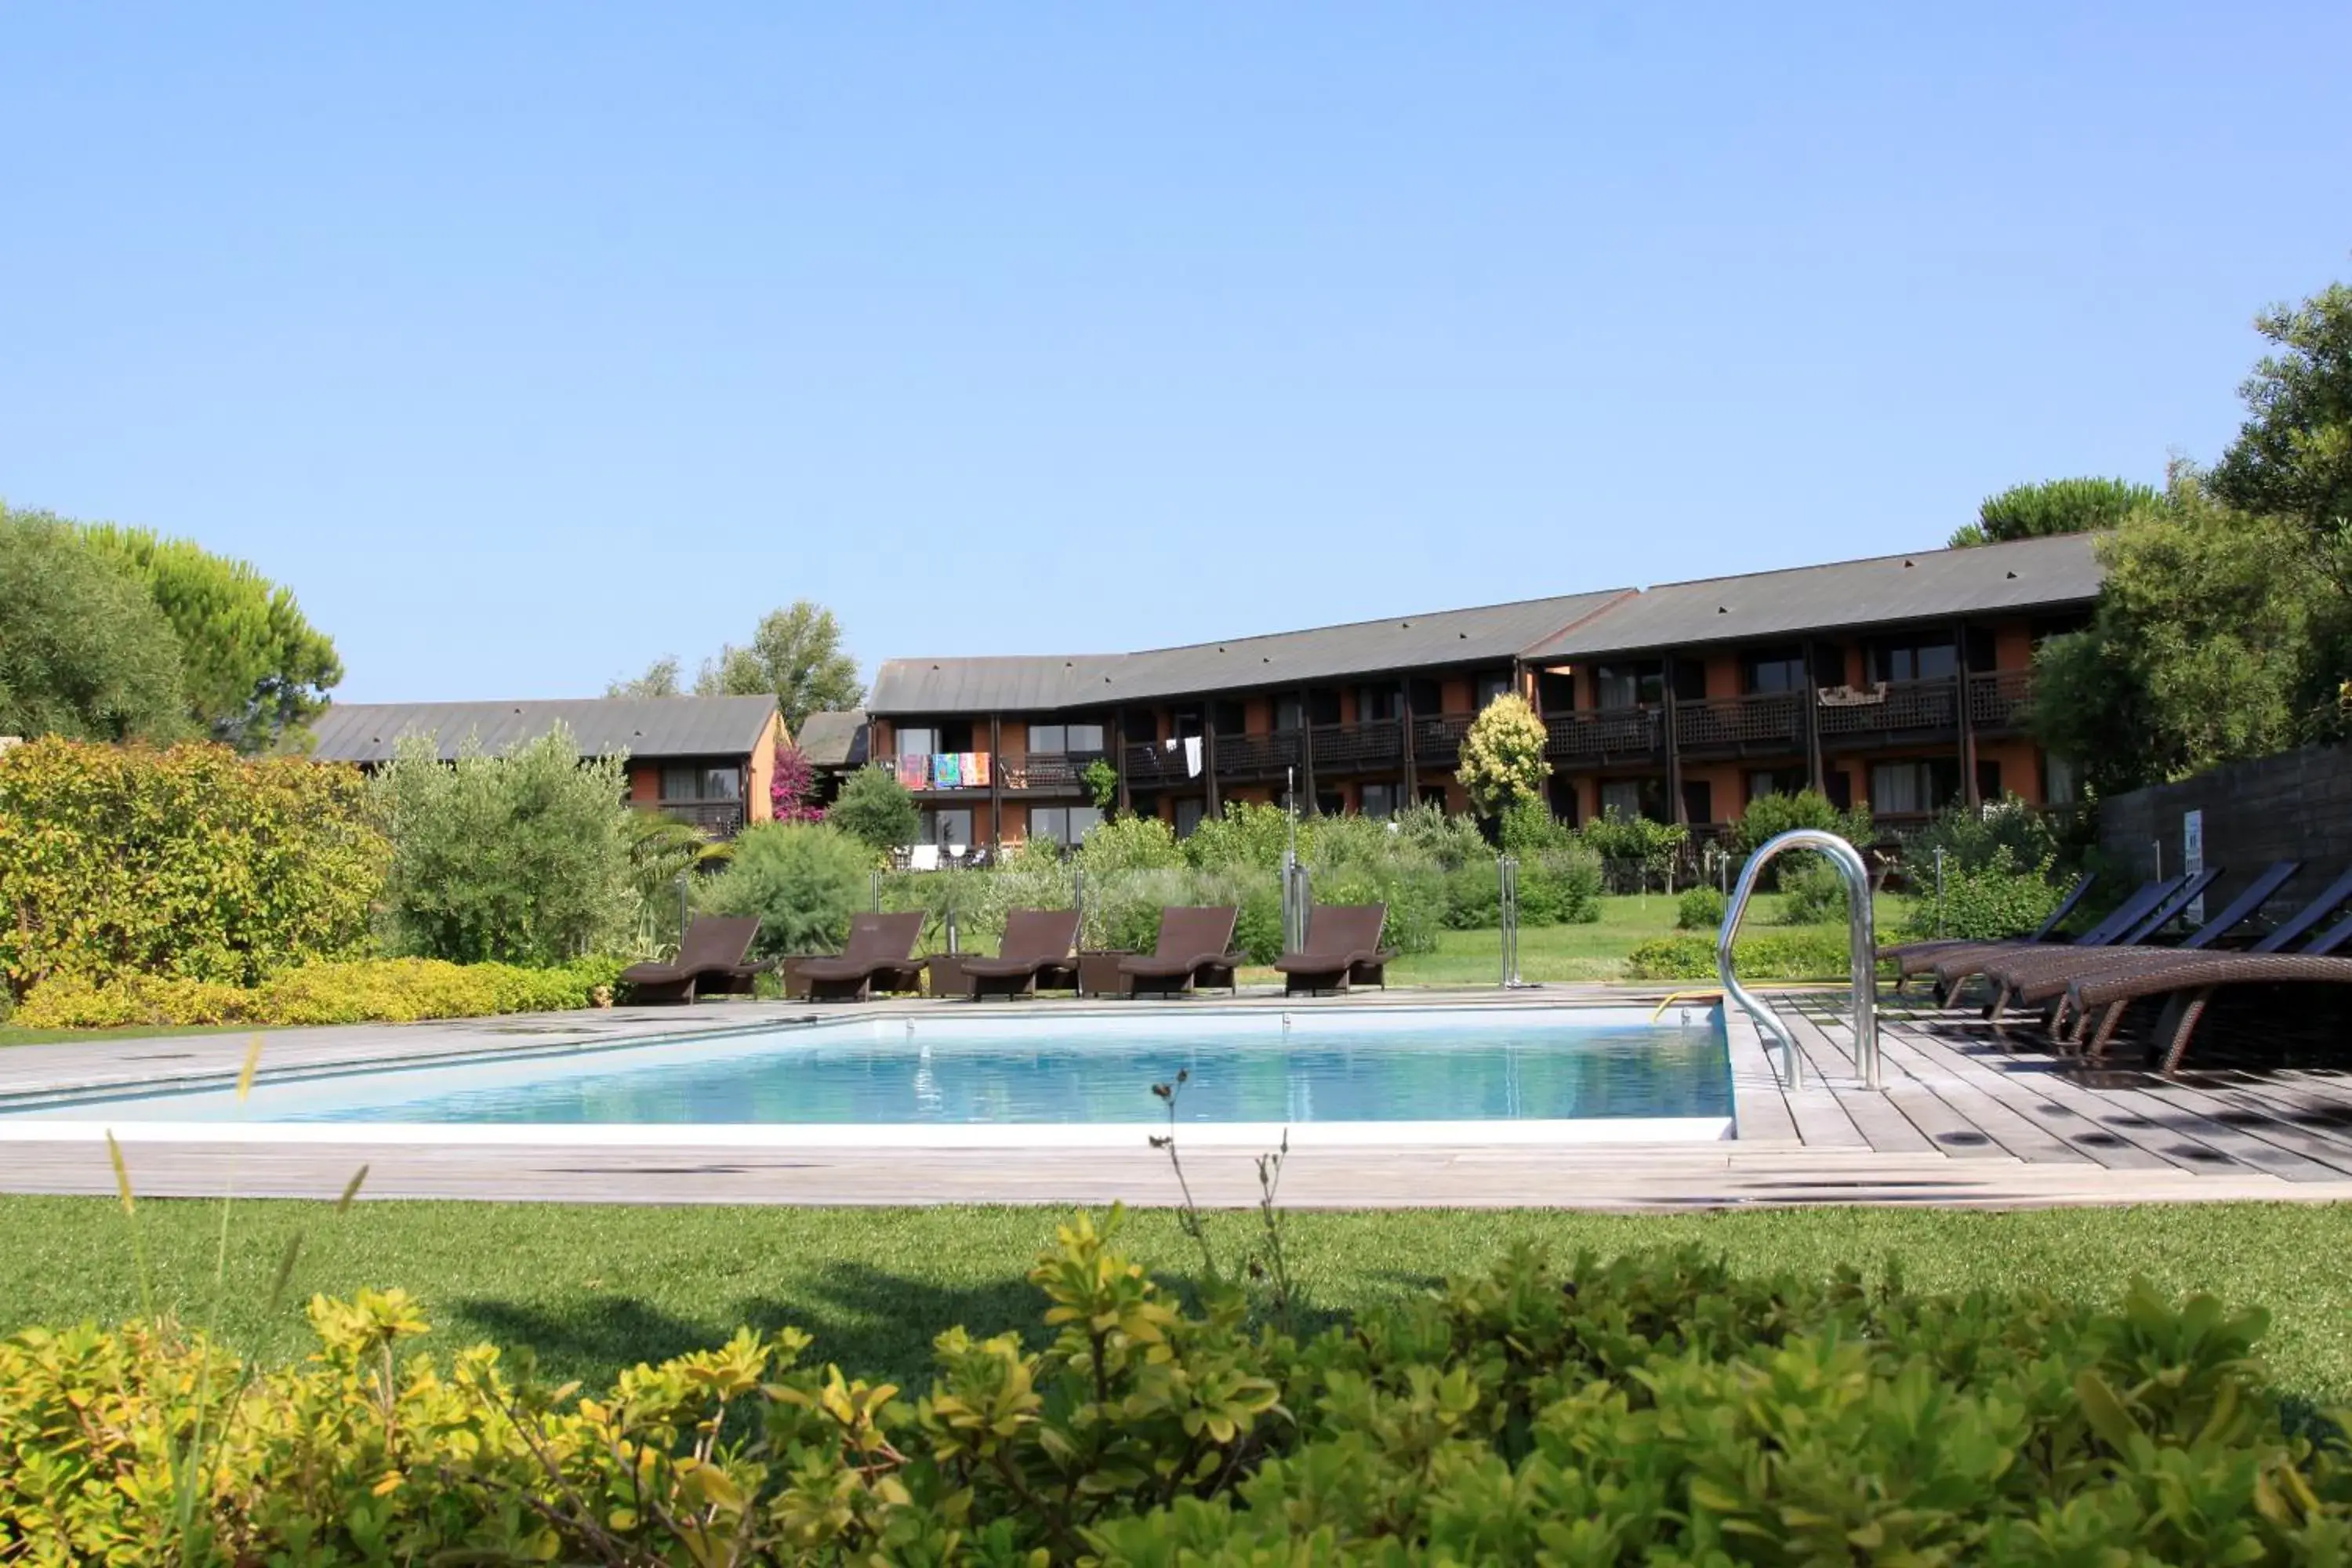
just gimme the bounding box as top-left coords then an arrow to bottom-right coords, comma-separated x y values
871,867 -> 881,913
1716,828 -> 1881,1091
1497,854 -> 1522,988
1933,847 -> 1946,939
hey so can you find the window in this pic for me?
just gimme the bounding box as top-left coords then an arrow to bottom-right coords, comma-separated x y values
1314,792 -> 1344,818
1474,670 -> 1514,709
1211,701 -> 1247,736
1680,780 -> 1714,826
659,764 -> 740,802
1546,773 -> 1580,826
1743,646 -> 1807,694
1869,759 -> 1959,815
1671,660 -> 1708,702
1869,638 -> 1957,684
918,807 -> 973,848
1028,805 -> 1103,846
1600,777 -> 1669,823
1975,759 -> 2004,803
1746,767 -> 1806,802
1824,770 -> 1853,811
1357,684 -> 1403,723
1593,661 -> 1664,710
1174,798 -> 1206,838
1359,782 -> 1400,818
1306,688 -> 1342,726
1274,695 -> 1305,731
1028,722 -> 1105,755
1419,785 -> 1451,809
2043,753 -> 2079,806
895,728 -> 935,759
1409,677 -> 1445,716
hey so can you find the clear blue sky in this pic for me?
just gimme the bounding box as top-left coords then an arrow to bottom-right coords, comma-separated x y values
5,5 -> 2347,704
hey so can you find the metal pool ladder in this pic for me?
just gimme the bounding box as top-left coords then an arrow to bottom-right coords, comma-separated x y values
1715,828 -> 1881,1091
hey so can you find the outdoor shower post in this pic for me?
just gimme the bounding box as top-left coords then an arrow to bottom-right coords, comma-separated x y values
1497,854 -> 1521,988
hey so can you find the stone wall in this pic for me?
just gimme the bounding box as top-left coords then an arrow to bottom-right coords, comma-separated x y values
2097,743 -> 2352,914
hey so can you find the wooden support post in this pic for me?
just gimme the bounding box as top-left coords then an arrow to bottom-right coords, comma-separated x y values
1955,619 -> 1979,809
1802,637 -> 1827,794
1113,711 -> 1131,815
989,713 -> 1004,847
1298,686 -> 1316,814
1401,681 -> 1418,804
1203,722 -> 1220,818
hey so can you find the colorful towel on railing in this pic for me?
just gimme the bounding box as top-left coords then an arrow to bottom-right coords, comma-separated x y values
966,752 -> 990,786
934,753 -> 962,787
897,753 -> 928,789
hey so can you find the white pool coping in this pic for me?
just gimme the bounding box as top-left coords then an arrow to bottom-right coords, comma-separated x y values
0,1116 -> 1737,1149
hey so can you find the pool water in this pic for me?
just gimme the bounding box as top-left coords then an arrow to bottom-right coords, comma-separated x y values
7,1006 -> 1729,1130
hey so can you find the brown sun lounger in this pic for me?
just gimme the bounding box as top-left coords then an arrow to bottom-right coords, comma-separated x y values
1273,904 -> 1396,995
789,910 -> 926,1002
2062,880 -> 2352,1071
1115,906 -> 1245,997
1878,872 -> 2096,968
956,908 -> 1082,1000
1977,862 -> 2300,1030
1926,873 -> 2208,1002
1889,875 -> 2178,989
618,914 -> 768,1004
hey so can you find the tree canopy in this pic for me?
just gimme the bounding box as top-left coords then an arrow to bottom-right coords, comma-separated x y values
694,601 -> 866,732
79,521 -> 343,750
606,656 -> 685,699
2209,278 -> 2352,586
0,510 -> 189,743
1457,693 -> 1551,818
1949,477 -> 2160,548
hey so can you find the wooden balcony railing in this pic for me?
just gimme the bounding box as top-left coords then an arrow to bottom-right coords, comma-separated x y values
1815,677 -> 1960,739
1672,691 -> 1803,753
1309,719 -> 1403,772
653,800 -> 746,839
1545,706 -> 1665,762
1967,669 -> 2034,731
1413,714 -> 1475,766
1214,731 -> 1302,779
1123,742 -> 1189,787
1000,750 -> 1105,790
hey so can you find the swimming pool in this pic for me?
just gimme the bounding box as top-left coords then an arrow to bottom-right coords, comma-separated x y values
0,1004 -> 1734,1145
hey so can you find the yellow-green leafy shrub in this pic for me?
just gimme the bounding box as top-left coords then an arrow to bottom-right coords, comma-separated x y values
1625,929 -> 1874,981
13,956 -> 624,1029
4,1220 -> 2348,1562
0,738 -> 384,999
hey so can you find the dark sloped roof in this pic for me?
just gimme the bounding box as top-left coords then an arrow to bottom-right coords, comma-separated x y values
307,695 -> 779,764
794,708 -> 869,768
1526,533 -> 2104,660
868,589 -> 1633,714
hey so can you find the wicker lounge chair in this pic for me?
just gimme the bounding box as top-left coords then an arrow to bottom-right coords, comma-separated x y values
618,915 -> 768,1004
2061,880 -> 2352,1071
789,911 -> 926,1002
1882,879 -> 2173,987
1273,904 -> 1397,995
1114,906 -> 1245,997
1977,861 -> 2301,1031
956,908 -> 1082,1000
1919,869 -> 2211,1006
1879,872 -> 2096,971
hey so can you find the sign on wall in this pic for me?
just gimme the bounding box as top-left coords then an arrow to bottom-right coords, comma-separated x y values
2183,808 -> 2205,925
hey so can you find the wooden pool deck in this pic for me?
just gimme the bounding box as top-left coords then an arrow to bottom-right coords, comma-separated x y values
3,987 -> 2351,1210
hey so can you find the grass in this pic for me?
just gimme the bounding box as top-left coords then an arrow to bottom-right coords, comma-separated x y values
0,1022 -> 262,1048
9,1196 -> 2352,1402
1386,891 -> 1913,985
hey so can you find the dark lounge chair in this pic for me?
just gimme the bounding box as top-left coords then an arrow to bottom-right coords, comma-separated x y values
957,908 -> 1082,1000
1978,861 -> 2301,1030
1887,874 -> 2176,989
1115,906 -> 1246,997
789,910 -> 926,1002
1925,873 -> 2202,1001
618,915 -> 768,1004
1878,872 -> 2096,972
1273,904 -> 1396,995
2062,875 -> 2352,1071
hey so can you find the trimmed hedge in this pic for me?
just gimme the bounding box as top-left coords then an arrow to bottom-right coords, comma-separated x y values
12,956 -> 626,1029
0,738 -> 383,999
4,1219 -> 2347,1561
1625,928 -> 1872,981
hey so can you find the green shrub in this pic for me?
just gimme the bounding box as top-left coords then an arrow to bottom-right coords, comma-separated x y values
1183,800 -> 1293,872
1898,846 -> 2068,942
1232,878 -> 1285,963
1732,786 -> 1872,858
699,821 -> 872,958
1579,808 -> 1689,894
1388,798 -> 1491,869
1079,812 -> 1185,873
13,956 -> 625,1029
0,737 -> 384,999
1624,929 -> 1865,980
1774,858 -> 1852,924
372,727 -> 638,967
1677,884 -> 1728,930
6,1222 -> 2343,1562
828,765 -> 920,855
1496,797 -> 1572,855
1898,795 -> 2065,883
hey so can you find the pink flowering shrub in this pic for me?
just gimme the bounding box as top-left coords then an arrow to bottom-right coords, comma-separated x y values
771,740 -> 824,823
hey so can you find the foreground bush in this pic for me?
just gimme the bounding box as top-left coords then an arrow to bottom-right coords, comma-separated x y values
1676,884 -> 1728,930
5,1221 -> 2347,1563
0,737 -> 384,1000
1625,928 -> 1868,981
699,820 -> 873,958
13,956 -> 625,1029
1898,844 -> 2071,944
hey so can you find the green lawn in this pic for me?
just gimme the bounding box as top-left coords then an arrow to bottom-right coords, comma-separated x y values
0,1021 -> 261,1049
1385,891 -> 1914,985
8,1197 -> 2350,1402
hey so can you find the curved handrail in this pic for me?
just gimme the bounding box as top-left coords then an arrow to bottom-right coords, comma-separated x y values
1716,829 -> 1880,1091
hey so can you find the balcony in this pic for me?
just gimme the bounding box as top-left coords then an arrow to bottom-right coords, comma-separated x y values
1672,691 -> 1803,756
1968,669 -> 2035,731
653,799 -> 746,839
1000,750 -> 1105,792
1123,742 -> 1192,788
1545,706 -> 1664,763
1412,714 -> 1475,767
1815,677 -> 1960,740
1310,718 -> 1403,772
1214,731 -> 1303,780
